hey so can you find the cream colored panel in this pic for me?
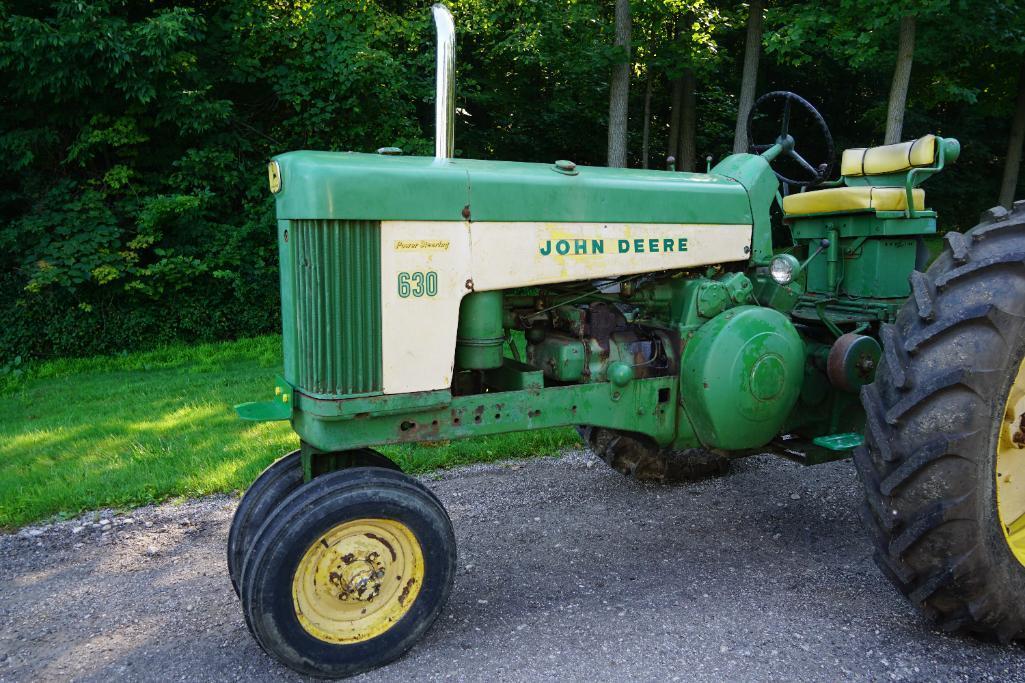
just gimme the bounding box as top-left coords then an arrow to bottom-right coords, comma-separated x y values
468,222 -> 751,290
380,221 -> 471,394
381,220 -> 751,395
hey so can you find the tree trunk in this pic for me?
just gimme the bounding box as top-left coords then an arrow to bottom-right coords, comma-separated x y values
678,68 -> 696,172
668,75 -> 682,166
641,72 -> 653,169
884,15 -> 916,144
732,0 -> 765,153
606,0 -> 631,167
999,61 -> 1025,209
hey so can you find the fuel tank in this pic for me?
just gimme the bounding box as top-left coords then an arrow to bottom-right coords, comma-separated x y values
270,151 -> 754,225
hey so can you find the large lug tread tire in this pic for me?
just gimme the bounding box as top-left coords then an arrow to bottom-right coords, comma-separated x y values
582,426 -> 730,482
238,467 -> 456,678
227,448 -> 403,596
858,201 -> 1025,641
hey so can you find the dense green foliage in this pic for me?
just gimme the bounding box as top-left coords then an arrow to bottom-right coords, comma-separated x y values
1,0 -> 1022,362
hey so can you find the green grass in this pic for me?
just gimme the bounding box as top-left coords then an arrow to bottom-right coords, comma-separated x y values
0,336 -> 578,528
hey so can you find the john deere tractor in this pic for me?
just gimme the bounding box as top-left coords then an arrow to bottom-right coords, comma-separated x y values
231,5 -> 1025,677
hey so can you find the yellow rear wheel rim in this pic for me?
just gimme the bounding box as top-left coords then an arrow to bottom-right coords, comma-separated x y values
997,354 -> 1025,567
292,518 -> 424,644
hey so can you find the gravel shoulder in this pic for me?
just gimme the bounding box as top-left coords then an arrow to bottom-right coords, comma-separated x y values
2,450 -> 1024,682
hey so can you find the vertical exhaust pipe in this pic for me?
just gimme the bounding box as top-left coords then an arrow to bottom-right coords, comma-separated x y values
432,3 -> 455,159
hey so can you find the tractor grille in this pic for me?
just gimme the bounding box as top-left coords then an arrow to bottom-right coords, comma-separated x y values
291,219 -> 382,396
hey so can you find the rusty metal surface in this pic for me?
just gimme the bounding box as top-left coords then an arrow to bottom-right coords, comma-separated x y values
826,332 -> 880,392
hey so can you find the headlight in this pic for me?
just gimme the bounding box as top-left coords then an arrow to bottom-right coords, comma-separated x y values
770,254 -> 800,285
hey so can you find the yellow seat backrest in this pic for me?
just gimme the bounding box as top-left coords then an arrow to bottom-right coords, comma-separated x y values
840,135 -> 936,177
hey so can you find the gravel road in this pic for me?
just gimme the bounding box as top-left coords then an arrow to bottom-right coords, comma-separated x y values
2,450 -> 1024,682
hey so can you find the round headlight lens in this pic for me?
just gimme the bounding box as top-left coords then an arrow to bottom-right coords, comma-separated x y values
770,254 -> 799,285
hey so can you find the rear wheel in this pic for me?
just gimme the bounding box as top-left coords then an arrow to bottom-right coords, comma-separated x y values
227,448 -> 399,596
582,426 -> 730,482
857,202 -> 1025,640
239,467 -> 456,678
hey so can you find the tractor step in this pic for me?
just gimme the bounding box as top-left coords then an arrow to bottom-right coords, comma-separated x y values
770,432 -> 863,466
812,432 -> 864,451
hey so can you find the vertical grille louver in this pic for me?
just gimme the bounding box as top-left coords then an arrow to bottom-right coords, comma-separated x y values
291,219 -> 382,396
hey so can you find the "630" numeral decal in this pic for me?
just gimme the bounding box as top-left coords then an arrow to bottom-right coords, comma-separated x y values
397,271 -> 438,298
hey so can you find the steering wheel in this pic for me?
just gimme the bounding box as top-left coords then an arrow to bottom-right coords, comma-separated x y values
747,91 -> 834,187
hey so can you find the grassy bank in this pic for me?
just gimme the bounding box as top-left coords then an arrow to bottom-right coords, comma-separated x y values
0,336 -> 577,528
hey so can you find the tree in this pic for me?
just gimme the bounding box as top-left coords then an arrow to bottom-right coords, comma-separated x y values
607,0 -> 631,167
764,1 -> 939,144
661,1 -> 724,170
732,0 -> 764,153
668,72 -> 682,165
630,0 -> 675,169
679,68 -> 696,170
999,62 -> 1025,208
884,15 -> 915,144
641,71 -> 653,167
1,0 -> 1022,361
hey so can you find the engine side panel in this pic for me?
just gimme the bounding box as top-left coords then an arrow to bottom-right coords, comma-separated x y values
468,222 -> 750,290
377,220 -> 751,395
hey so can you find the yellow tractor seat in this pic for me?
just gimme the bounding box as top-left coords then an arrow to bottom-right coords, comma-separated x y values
782,186 -> 925,216
840,135 -> 936,177
783,135 -> 938,217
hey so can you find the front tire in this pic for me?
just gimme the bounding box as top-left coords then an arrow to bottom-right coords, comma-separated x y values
239,467 -> 456,678
227,448 -> 400,596
228,450 -> 303,596
857,203 -> 1025,640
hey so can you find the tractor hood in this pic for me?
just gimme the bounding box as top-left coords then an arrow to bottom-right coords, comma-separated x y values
270,151 -> 754,226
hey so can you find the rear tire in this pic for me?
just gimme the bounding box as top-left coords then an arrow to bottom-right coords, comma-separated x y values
582,426 -> 730,482
857,202 -> 1025,641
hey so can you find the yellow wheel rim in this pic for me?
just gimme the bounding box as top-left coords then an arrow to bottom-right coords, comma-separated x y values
997,354 -> 1025,566
292,518 -> 424,644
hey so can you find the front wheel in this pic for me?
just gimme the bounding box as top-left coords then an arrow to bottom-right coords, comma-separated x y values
857,203 -> 1025,640
239,467 -> 456,678
227,448 -> 400,596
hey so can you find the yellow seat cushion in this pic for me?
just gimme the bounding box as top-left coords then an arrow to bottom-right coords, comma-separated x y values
783,186 -> 925,216
840,135 -> 936,177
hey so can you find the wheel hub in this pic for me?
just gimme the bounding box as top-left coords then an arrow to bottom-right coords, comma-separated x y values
328,552 -> 385,602
1012,412 -> 1025,448
997,356 -> 1025,566
292,518 -> 424,644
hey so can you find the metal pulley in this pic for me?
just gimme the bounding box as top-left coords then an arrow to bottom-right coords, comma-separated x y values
827,333 -> 881,392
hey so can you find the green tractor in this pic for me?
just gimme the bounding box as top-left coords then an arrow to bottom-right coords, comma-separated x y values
232,4 -> 1025,677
